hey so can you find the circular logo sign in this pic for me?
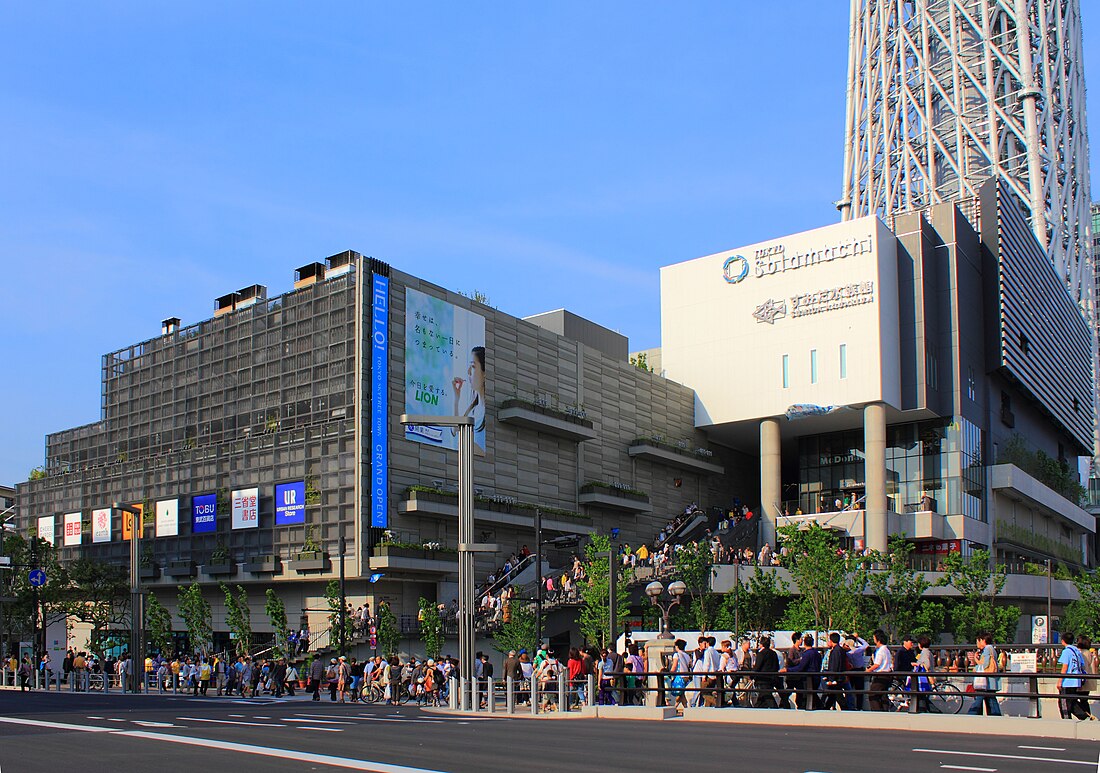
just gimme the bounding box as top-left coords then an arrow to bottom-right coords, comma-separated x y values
723,255 -> 749,284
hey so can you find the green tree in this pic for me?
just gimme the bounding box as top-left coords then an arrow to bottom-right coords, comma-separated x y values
863,535 -> 931,641
674,540 -> 720,633
1058,570 -> 1100,641
629,352 -> 653,372
493,601 -> 537,655
578,534 -> 631,648
145,594 -> 174,658
221,583 -> 252,657
324,580 -> 348,654
1,533 -> 68,653
938,549 -> 1020,643
375,601 -> 400,657
177,583 -> 213,657
265,589 -> 290,659
716,566 -> 790,638
66,557 -> 129,657
778,523 -> 865,632
418,598 -> 444,660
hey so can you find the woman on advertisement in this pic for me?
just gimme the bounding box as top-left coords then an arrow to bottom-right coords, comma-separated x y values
452,345 -> 487,445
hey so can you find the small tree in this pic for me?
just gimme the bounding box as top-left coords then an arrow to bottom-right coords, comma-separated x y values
66,556 -> 128,658
674,540 -> 719,633
265,589 -> 290,658
325,580 -> 347,654
493,601 -> 537,655
145,594 -> 174,658
221,583 -> 252,657
418,598 -> 444,660
778,523 -> 865,632
863,535 -> 931,642
375,601 -> 400,657
716,566 -> 789,639
938,549 -> 1020,643
578,534 -> 631,648
177,583 -> 212,657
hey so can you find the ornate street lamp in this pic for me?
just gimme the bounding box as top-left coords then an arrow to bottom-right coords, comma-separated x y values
645,580 -> 686,640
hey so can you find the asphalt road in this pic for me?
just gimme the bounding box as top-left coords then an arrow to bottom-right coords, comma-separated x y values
0,690 -> 1095,773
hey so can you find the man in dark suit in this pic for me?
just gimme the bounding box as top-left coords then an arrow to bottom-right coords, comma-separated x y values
821,632 -> 849,710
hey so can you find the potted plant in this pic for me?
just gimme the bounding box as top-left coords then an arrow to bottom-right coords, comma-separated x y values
289,526 -> 330,572
139,546 -> 159,580
203,542 -> 236,576
165,558 -> 195,579
243,554 -> 280,574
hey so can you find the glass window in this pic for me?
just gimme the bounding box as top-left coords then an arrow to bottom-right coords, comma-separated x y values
782,354 -> 789,389
839,344 -> 847,379
810,349 -> 818,384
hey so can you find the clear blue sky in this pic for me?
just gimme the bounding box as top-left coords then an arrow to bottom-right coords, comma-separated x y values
2,2 -> 1099,485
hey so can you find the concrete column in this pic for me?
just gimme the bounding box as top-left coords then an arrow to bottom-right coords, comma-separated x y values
864,402 -> 888,553
760,417 -> 782,547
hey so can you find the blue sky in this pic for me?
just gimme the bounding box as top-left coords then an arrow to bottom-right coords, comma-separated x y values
2,2 -> 1098,486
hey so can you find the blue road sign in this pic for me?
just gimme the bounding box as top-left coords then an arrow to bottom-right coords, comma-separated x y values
28,569 -> 46,587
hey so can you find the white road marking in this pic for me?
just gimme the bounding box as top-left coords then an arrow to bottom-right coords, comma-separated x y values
914,748 -> 1092,767
0,716 -> 449,772
105,718 -> 125,722
85,716 -> 103,720
284,718 -> 354,725
228,714 -> 245,718
132,721 -> 177,728
1019,746 -> 1067,752
252,715 -> 271,719
940,766 -> 997,772
297,726 -> 344,732
176,716 -> 286,727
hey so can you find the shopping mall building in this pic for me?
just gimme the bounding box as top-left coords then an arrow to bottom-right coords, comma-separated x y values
16,179 -> 1095,646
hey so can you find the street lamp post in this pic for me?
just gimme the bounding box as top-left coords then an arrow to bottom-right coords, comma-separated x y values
400,414 -> 489,700
113,502 -> 143,694
644,580 -> 686,640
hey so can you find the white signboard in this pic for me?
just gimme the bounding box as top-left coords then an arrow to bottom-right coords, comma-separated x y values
63,512 -> 82,546
1007,651 -> 1038,694
37,516 -> 55,545
92,507 -> 112,543
1031,615 -> 1048,644
231,487 -> 258,529
155,498 -> 179,537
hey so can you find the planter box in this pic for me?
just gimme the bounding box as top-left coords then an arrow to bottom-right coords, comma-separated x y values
498,398 -> 597,442
376,546 -> 456,560
628,440 -> 725,475
139,566 -> 160,581
289,554 -> 331,573
164,562 -> 195,579
243,556 -> 280,574
401,490 -> 594,534
203,562 -> 237,577
578,485 -> 652,514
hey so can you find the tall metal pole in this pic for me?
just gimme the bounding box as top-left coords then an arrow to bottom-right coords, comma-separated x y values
535,507 -> 542,647
339,535 -> 347,656
608,550 -> 617,651
116,503 -> 144,694
733,561 -> 740,639
457,422 -> 475,686
1046,558 -> 1052,639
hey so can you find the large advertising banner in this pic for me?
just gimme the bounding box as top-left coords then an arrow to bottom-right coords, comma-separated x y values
404,287 -> 487,452
155,499 -> 179,537
372,274 -> 389,529
63,512 -> 82,546
275,481 -> 306,526
192,494 -> 217,533
37,515 -> 55,545
92,507 -> 112,543
122,503 -> 143,541
232,487 -> 259,529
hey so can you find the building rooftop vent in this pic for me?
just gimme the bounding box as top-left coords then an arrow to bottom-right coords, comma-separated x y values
161,317 -> 181,335
234,284 -> 267,311
214,292 -> 240,317
294,262 -> 327,289
325,250 -> 358,278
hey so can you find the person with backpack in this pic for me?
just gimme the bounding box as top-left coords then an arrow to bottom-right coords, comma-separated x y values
966,632 -> 1002,716
309,656 -> 325,701
1059,631 -> 1093,720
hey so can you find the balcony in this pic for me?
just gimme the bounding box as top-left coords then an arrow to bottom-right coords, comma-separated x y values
577,482 -> 652,514
399,487 -> 593,534
368,543 -> 458,575
628,438 -> 724,475
497,398 -> 597,442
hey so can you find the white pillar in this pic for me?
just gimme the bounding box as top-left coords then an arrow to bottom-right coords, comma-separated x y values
864,402 -> 888,553
760,417 -> 782,547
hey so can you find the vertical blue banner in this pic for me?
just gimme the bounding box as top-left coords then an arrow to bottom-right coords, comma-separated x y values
371,273 -> 390,528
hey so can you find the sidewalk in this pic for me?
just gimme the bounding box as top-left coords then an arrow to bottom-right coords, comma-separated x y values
428,702 -> 1100,739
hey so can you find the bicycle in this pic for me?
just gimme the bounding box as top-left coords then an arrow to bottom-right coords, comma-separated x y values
886,678 -> 963,714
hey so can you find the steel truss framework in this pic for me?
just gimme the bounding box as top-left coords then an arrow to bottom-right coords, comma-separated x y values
839,0 -> 1093,309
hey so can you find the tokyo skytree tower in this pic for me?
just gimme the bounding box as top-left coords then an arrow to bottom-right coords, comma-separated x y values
838,0 -> 1092,306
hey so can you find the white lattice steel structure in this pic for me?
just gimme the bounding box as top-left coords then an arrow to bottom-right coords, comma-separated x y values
838,0 -> 1093,307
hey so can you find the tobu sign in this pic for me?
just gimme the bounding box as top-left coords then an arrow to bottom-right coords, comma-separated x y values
192,494 -> 217,533
232,487 -> 259,529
